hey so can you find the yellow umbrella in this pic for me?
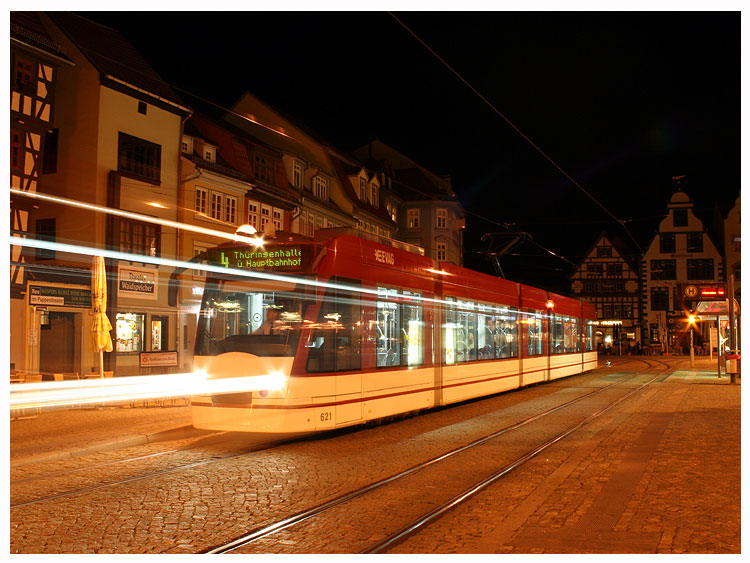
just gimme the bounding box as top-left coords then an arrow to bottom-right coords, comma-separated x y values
91,255 -> 113,378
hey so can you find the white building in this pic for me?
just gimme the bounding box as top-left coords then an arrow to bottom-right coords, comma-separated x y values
640,190 -> 724,352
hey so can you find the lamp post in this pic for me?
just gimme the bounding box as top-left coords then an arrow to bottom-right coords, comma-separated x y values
688,313 -> 696,368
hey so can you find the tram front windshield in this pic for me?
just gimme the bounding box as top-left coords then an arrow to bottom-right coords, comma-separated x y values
195,277 -> 311,357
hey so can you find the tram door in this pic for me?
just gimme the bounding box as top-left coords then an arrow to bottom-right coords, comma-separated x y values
40,311 -> 78,374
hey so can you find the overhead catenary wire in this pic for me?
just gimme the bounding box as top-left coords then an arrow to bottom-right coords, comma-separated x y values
46,13 -> 585,271
388,12 -> 644,255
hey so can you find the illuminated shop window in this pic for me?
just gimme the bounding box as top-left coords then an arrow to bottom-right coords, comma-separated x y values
115,313 -> 144,353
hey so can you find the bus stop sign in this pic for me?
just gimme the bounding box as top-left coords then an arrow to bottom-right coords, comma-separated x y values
681,283 -> 727,303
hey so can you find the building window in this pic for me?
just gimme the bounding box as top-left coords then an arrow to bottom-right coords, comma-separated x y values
120,219 -> 160,257
650,259 -> 676,280
196,187 -> 236,225
659,233 -> 676,254
260,205 -> 272,232
650,287 -> 670,311
596,246 -> 612,257
15,56 -> 34,92
181,136 -> 193,154
359,177 -> 367,200
673,209 -> 688,227
42,129 -> 58,174
314,176 -> 329,200
407,208 -> 420,229
272,209 -> 283,231
118,132 -> 161,183
203,146 -> 215,162
248,201 -> 259,230
210,192 -> 223,221
35,219 -> 56,260
195,187 -> 208,215
436,208 -> 448,229
292,161 -> 303,188
606,263 -> 622,277
254,152 -> 274,183
686,232 -> 703,253
137,101 -> 147,115
687,259 -> 714,280
587,263 -> 603,277
115,313 -> 145,353
371,184 -> 379,207
10,129 -> 23,171
436,242 -> 447,261
224,196 -> 237,224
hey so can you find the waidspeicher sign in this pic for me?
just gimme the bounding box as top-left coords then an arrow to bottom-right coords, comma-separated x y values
118,266 -> 157,300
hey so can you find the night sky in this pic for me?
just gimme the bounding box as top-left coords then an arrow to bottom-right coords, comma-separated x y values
80,10 -> 740,292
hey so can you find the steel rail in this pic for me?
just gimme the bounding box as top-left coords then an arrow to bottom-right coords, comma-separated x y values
362,372 -> 665,553
203,371 -> 644,554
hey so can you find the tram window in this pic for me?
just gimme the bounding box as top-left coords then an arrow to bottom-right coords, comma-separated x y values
585,321 -> 595,351
478,313 -> 494,359
195,280 -> 310,357
525,311 -> 545,356
493,309 -> 518,359
376,300 -> 400,367
444,298 -> 458,365
456,301 -> 477,362
375,288 -> 423,368
307,278 -> 362,373
551,315 -> 582,354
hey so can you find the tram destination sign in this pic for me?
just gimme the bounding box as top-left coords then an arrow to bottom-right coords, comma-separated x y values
208,245 -> 312,273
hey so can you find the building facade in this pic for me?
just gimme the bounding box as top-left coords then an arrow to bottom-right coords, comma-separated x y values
11,12 -> 190,376
640,190 -> 724,353
569,233 -> 641,352
351,139 -> 465,266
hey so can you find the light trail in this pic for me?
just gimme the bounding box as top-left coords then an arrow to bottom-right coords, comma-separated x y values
9,189 -> 264,246
10,236 -> 533,317
10,372 -> 287,411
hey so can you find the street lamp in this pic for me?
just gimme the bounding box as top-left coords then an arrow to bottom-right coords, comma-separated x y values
688,312 -> 696,368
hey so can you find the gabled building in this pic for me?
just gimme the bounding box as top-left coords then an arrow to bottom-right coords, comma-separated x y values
640,188 -> 724,353
328,151 -> 397,241
227,91 -> 354,236
13,12 -> 190,376
351,139 -> 465,266
569,233 -> 641,352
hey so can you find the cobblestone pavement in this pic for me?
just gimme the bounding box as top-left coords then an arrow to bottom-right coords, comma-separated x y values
8,357 -> 740,554
392,362 -> 740,554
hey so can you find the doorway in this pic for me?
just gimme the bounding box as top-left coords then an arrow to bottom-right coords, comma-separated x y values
40,311 -> 78,374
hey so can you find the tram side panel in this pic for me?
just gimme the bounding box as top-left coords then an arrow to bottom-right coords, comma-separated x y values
582,301 -> 598,370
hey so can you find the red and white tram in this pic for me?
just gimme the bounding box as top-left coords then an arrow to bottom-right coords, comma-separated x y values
190,232 -> 597,433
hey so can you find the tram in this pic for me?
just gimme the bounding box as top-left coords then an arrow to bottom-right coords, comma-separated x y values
190,230 -> 597,433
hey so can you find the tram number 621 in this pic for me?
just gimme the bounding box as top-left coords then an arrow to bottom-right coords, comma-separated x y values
320,411 -> 332,422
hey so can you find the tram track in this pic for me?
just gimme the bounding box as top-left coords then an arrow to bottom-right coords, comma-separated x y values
10,371 -> 635,512
203,371 -> 660,554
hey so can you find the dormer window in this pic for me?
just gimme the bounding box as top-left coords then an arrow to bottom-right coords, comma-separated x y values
314,175 -> 329,201
371,183 -> 379,207
203,144 -> 216,163
181,135 -> 194,154
292,160 -> 304,188
359,177 -> 367,200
